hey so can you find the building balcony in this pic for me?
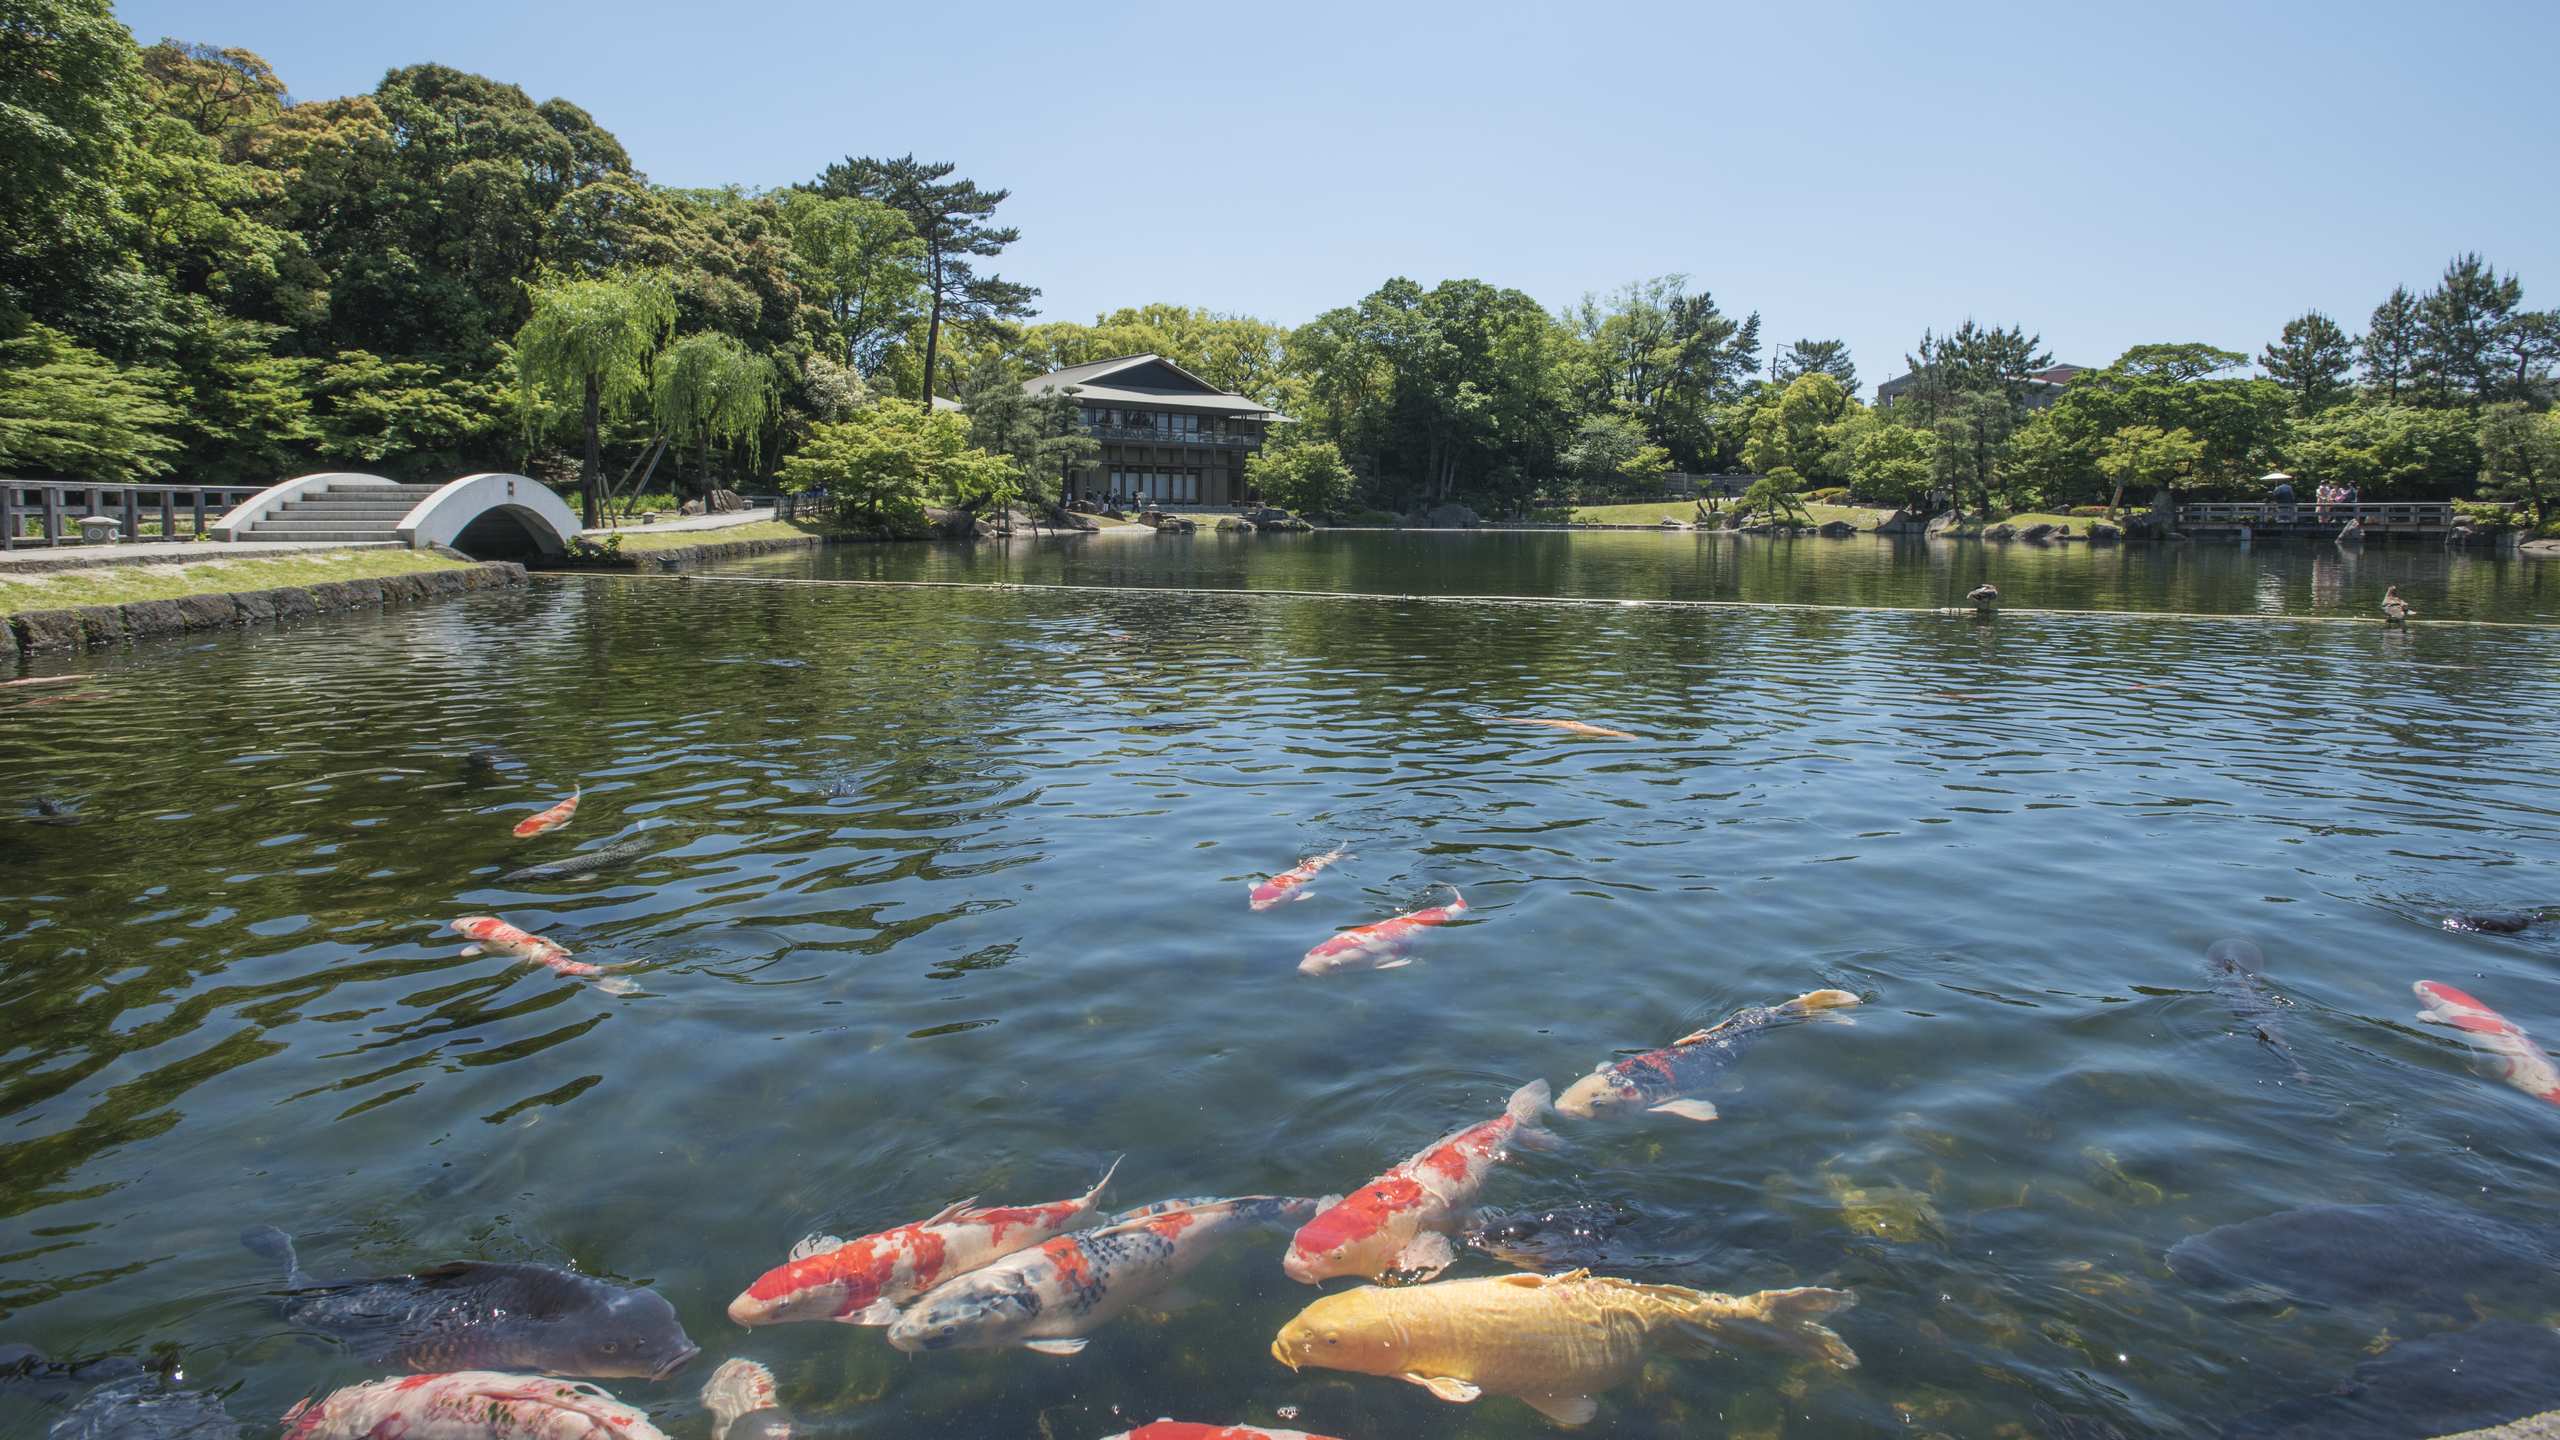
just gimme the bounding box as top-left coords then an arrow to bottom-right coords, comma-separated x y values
1082,423 -> 1257,448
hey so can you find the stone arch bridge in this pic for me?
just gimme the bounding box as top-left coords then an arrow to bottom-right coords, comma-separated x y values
212,473 -> 582,560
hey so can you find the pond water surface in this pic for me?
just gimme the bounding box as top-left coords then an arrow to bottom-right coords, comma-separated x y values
5,535 -> 2560,1440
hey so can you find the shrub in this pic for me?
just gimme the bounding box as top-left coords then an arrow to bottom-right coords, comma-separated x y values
2452,499 -> 2522,533
1804,486 -> 1849,504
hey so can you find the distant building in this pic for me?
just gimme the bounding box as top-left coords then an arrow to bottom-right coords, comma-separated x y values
970,354 -> 1280,507
1873,362 -> 2088,411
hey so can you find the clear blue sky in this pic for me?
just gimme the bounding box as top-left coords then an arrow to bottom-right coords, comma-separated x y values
117,0 -> 2560,394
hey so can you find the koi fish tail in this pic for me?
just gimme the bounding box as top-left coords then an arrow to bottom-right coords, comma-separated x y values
1672,1285 -> 1860,1369
1083,1154 -> 1124,1208
1504,1078 -> 1562,1149
241,1224 -> 311,1289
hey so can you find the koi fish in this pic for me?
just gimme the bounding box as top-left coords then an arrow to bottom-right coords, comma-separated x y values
2413,981 -> 2560,1108
1271,1269 -> 1857,1429
1102,1425 -> 1344,1440
1557,989 -> 1863,1123
1299,891 -> 1467,976
281,1373 -> 669,1440
1250,850 -> 1350,910
728,1159 -> 1122,1327
1095,1414 -> 1351,1424
448,916 -> 633,995
887,1195 -> 1318,1355
1492,716 -> 1638,740
0,675 -> 81,689
2203,940 -> 2308,1081
513,786 -> 581,838
700,1359 -> 791,1440
1284,1079 -> 1554,1285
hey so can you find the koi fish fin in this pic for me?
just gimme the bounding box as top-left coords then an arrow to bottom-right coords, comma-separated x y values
1520,1394 -> 1600,1427
1649,1098 -> 1721,1123
1392,1230 -> 1456,1280
834,1299 -> 900,1327
1505,1078 -> 1553,1123
1376,957 -> 1414,969
595,977 -> 639,996
1784,988 -> 1866,1018
458,945 -> 486,958
919,1196 -> 981,1225
1669,1030 -> 1711,1047
1083,1154 -> 1123,1207
788,1234 -> 845,1261
1404,1374 -> 1480,1404
240,1224 -> 310,1289
1022,1338 -> 1087,1356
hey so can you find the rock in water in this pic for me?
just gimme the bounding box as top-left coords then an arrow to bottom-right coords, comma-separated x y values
241,1226 -> 697,1380
2226,1323 -> 2560,1440
2166,1204 -> 2555,1312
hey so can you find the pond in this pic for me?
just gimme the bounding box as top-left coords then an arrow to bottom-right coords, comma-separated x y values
706,527 -> 2560,624
5,538 -> 2560,1440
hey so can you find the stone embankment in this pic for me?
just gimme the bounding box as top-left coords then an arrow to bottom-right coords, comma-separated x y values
6,562 -> 526,655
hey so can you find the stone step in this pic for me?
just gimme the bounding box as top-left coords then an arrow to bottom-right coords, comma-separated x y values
239,528 -> 402,543
249,519 -> 406,535
275,502 -> 422,517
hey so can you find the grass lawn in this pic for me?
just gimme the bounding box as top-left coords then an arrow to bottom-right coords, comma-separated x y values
600,518 -> 828,552
1933,510 -> 2124,537
0,548 -> 470,615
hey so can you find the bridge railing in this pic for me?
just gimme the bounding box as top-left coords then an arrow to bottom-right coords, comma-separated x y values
2176,500 -> 2484,527
3,480 -> 269,550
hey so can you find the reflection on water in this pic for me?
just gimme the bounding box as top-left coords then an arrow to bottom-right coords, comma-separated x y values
708,528 -> 2560,624
3,565 -> 2559,1439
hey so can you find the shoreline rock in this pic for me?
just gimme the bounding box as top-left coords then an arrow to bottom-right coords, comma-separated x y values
7,561 -> 527,655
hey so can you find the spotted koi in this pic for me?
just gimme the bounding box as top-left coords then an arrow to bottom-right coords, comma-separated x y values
1284,1079 -> 1554,1285
1102,1424 -> 1345,1440
2414,981 -> 2560,1109
728,1159 -> 1121,1327
280,1371 -> 668,1440
887,1194 -> 1317,1355
449,916 -> 632,995
1250,850 -> 1350,911
699,1358 -> 791,1440
1299,890 -> 1466,976
1556,988 -> 1863,1123
513,786 -> 581,838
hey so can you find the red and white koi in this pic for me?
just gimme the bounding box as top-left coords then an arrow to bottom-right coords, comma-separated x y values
281,1372 -> 668,1440
1299,890 -> 1466,976
1100,1414 -> 1341,1424
2414,981 -> 2560,1109
700,1359 -> 791,1440
727,1159 -> 1120,1327
449,916 -> 633,995
887,1194 -> 1318,1355
514,786 -> 581,838
1250,850 -> 1350,911
1284,1079 -> 1554,1285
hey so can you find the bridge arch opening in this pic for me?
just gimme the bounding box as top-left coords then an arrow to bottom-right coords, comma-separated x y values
450,505 -> 557,561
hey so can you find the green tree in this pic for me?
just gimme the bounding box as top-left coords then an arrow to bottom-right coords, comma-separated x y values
2260,311 -> 2356,415
513,270 -> 676,525
1774,338 -> 1856,392
813,156 -> 1035,408
1247,438 -> 1358,515
652,330 -> 779,492
1014,305 -> 1292,405
0,325 -> 182,482
1842,415 -> 1936,507
777,404 -> 1014,529
1567,276 -> 1759,471
308,350 -> 510,476
2362,285 -> 2422,401
775,190 -> 922,377
1930,391 -> 2014,516
956,358 -> 1097,507
2284,402 -> 2480,499
1741,373 -> 1854,485
0,0 -> 143,328
2477,403 -> 2556,524
2095,424 -> 2204,511
2417,253 -> 2522,405
1741,469 -> 1810,525
1561,411 -> 1670,497
1900,321 -> 2053,420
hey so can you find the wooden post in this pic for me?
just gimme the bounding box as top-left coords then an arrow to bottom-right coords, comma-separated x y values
123,486 -> 140,541
193,489 -> 208,537
42,485 -> 62,544
0,482 -> 14,551
160,489 -> 175,540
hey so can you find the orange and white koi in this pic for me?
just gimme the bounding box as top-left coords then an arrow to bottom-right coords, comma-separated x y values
2414,981 -> 2560,1109
888,1195 -> 1317,1355
281,1372 -> 668,1440
700,1359 -> 791,1440
1493,716 -> 1638,740
1299,891 -> 1466,976
1250,850 -> 1349,911
513,786 -> 581,838
1284,1080 -> 1554,1285
449,916 -> 632,994
1095,1414 -> 1341,1424
728,1159 -> 1121,1327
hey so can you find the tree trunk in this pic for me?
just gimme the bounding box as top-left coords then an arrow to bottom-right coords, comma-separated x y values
919,249 -> 944,411
581,372 -> 602,529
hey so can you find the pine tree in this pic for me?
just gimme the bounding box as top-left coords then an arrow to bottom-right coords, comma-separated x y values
2362,286 -> 2422,401
1775,339 -> 1857,392
2417,253 -> 2522,405
814,156 -> 1036,410
2260,311 -> 2356,415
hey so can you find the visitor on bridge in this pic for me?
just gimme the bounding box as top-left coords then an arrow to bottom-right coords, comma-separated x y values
2264,472 -> 2297,523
